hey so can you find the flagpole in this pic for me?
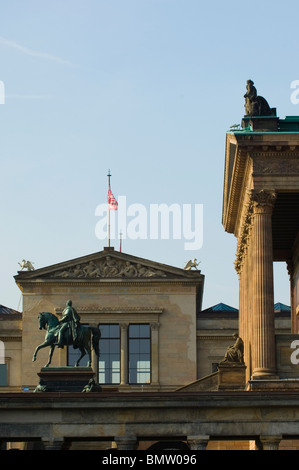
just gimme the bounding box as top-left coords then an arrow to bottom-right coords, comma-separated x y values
119,230 -> 122,252
107,169 -> 111,247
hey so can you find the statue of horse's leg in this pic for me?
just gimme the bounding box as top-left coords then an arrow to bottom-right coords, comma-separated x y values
75,347 -> 86,367
44,344 -> 55,368
32,341 -> 49,362
87,345 -> 92,367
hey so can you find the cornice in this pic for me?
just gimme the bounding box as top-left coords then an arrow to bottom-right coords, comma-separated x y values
55,306 -> 164,315
17,278 -> 203,289
14,249 -> 203,284
225,148 -> 251,234
0,336 -> 22,342
196,334 -> 235,340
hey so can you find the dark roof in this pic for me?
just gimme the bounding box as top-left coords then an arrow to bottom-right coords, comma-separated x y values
0,305 -> 21,315
200,303 -> 239,313
274,302 -> 291,313
198,302 -> 291,317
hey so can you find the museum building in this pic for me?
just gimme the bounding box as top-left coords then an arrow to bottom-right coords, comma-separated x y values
1,83 -> 299,450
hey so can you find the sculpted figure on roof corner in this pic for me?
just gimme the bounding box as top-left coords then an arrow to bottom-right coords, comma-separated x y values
18,259 -> 35,271
184,258 -> 200,270
244,80 -> 276,117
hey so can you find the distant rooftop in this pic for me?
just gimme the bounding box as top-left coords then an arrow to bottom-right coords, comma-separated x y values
0,305 -> 21,315
199,302 -> 291,315
200,303 -> 238,314
274,302 -> 291,312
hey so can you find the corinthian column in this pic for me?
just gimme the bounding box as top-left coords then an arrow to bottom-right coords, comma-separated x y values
251,189 -> 277,379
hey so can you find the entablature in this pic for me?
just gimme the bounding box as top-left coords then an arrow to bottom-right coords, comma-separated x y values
223,131 -> 299,236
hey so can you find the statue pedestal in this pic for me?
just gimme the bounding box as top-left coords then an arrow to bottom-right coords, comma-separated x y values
242,115 -> 279,132
217,363 -> 246,391
35,367 -> 96,392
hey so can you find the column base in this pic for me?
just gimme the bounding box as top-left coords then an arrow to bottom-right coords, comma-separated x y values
251,368 -> 278,380
248,378 -> 299,391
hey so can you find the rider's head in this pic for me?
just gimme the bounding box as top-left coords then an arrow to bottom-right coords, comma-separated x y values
66,300 -> 72,306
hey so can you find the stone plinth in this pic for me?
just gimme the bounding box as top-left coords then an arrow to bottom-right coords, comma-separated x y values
247,378 -> 299,391
35,367 -> 95,392
217,363 -> 246,390
241,115 -> 279,132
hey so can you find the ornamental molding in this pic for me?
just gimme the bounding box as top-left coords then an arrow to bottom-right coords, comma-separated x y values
196,335 -> 235,341
234,199 -> 254,274
55,306 -> 164,315
51,257 -> 167,280
0,336 -> 22,342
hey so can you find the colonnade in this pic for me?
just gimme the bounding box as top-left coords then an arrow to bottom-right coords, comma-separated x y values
39,434 -> 284,450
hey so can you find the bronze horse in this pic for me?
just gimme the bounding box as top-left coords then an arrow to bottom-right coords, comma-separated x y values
32,312 -> 101,367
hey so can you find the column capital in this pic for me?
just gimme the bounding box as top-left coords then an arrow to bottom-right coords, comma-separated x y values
150,321 -> 160,330
187,435 -> 210,450
259,435 -> 282,450
251,189 -> 276,214
41,437 -> 66,450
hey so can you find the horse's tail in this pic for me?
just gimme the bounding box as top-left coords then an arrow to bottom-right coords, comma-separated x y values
90,327 -> 101,357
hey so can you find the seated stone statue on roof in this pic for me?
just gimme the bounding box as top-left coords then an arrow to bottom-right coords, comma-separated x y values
244,80 -> 276,117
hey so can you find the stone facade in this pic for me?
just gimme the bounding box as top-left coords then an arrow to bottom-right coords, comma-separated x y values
2,108 -> 299,450
13,247 -> 204,391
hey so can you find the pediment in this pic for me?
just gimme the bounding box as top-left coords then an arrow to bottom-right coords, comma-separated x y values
14,249 -> 203,283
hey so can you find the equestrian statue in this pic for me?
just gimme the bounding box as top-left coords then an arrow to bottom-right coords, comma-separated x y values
32,300 -> 101,368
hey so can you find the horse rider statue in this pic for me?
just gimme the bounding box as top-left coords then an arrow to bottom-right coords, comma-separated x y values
57,300 -> 81,349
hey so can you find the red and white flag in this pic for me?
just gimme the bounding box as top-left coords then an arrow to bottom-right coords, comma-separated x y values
108,186 -> 118,210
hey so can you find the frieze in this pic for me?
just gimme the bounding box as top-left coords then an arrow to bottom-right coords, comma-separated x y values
51,256 -> 168,279
252,153 -> 299,175
55,306 -> 164,314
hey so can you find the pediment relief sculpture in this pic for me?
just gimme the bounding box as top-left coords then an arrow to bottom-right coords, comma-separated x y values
51,256 -> 168,279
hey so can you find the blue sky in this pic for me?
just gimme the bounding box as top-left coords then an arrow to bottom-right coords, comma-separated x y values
0,0 -> 297,310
